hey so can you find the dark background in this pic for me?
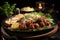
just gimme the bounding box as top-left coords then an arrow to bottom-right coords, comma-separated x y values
0,0 -> 60,19
0,0 -> 60,24
0,0 -> 59,9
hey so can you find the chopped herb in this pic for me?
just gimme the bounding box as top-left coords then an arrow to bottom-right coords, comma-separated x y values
45,13 -> 52,18
37,28 -> 40,31
43,26 -> 48,30
0,2 -> 16,17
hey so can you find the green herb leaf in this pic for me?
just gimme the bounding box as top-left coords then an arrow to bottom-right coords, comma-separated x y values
3,2 -> 10,9
11,3 -> 16,12
45,13 -> 52,18
0,7 -> 3,13
0,2 -> 16,17
43,26 -> 48,30
37,28 -> 40,31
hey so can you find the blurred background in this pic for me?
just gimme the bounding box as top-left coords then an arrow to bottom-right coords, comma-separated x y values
0,0 -> 60,21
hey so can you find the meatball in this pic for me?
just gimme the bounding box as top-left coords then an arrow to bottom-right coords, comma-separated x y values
19,23 -> 27,30
46,22 -> 51,27
26,20 -> 34,27
36,18 -> 43,23
40,21 -> 46,27
28,24 -> 35,29
34,23 -> 40,28
26,20 -> 32,24
43,20 -> 51,28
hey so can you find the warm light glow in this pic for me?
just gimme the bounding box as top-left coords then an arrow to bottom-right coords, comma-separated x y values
38,3 -> 43,9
